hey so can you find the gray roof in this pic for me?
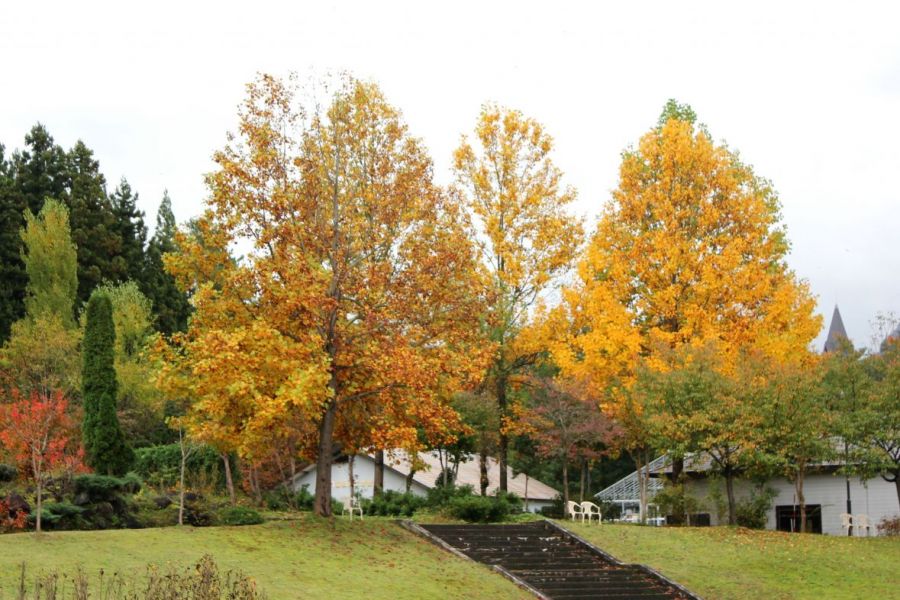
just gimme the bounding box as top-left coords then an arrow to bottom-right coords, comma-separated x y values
823,305 -> 850,353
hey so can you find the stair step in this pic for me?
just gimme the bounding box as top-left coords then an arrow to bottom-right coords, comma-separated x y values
419,521 -> 694,600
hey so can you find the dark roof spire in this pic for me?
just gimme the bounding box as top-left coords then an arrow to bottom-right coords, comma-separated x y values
823,305 -> 850,353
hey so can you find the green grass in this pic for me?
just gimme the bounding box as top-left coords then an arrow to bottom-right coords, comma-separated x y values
559,521 -> 900,600
0,517 -> 529,599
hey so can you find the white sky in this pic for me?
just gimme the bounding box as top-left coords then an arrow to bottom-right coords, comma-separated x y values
2,1 -> 899,350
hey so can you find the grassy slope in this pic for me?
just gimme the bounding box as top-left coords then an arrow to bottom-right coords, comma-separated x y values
0,517 -> 528,600
560,521 -> 900,600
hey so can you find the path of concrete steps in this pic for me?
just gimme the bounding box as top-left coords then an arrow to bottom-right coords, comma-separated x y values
414,521 -> 699,600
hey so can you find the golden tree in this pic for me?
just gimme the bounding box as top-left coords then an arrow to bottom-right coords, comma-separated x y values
453,105 -> 583,490
550,100 -> 821,483
158,75 -> 488,516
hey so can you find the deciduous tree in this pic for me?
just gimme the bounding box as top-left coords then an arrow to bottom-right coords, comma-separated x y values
453,105 -> 583,491
159,75 -> 488,516
0,389 -> 82,532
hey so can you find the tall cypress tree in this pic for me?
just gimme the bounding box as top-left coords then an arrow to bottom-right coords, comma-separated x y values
143,191 -> 191,335
110,178 -> 147,284
82,292 -> 133,475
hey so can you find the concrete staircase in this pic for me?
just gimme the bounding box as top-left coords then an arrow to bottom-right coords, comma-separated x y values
414,521 -> 698,600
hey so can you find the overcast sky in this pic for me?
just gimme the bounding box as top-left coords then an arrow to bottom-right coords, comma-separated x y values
2,1 -> 898,350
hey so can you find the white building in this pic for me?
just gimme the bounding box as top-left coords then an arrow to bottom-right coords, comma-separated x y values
597,453 -> 899,535
291,450 -> 560,513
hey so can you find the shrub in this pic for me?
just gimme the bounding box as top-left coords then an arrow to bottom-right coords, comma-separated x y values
426,483 -> 476,507
0,464 -> 16,482
877,515 -> 900,536
654,482 -> 702,525
363,491 -> 427,517
295,484 -> 314,510
218,506 -> 264,526
73,473 -> 140,502
448,495 -> 513,522
540,494 -> 565,519
735,486 -> 776,529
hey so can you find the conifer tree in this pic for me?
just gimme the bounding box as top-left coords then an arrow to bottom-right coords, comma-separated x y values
66,141 -> 123,302
110,178 -> 147,284
143,191 -> 190,334
82,291 -> 133,475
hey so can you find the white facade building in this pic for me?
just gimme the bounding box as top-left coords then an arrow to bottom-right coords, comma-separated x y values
292,450 -> 560,513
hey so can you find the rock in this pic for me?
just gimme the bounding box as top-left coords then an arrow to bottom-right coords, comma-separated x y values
93,501 -> 115,518
73,491 -> 91,506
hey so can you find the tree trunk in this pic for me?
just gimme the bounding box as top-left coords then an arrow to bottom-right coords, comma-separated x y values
497,376 -> 508,492
586,462 -> 592,499
406,468 -> 416,492
725,472 -> 737,526
178,428 -> 187,526
562,459 -> 570,512
579,459 -> 586,502
796,471 -> 807,533
222,453 -> 236,506
636,455 -> 648,524
479,448 -> 489,496
524,474 -> 529,513
348,455 -> 356,503
373,449 -> 384,497
33,454 -> 42,534
314,395 -> 338,517
894,473 -> 900,510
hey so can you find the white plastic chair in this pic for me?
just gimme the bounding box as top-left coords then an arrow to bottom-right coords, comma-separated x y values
854,513 -> 872,536
840,512 -> 853,535
342,497 -> 364,521
566,500 -> 585,522
581,501 -> 602,524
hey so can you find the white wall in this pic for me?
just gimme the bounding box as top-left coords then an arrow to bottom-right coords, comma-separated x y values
684,474 -> 898,536
292,457 -> 430,501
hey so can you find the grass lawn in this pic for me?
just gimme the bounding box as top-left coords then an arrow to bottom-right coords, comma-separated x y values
560,521 -> 900,600
0,516 -> 529,599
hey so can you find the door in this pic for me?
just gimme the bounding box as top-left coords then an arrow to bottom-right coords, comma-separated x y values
775,504 -> 822,533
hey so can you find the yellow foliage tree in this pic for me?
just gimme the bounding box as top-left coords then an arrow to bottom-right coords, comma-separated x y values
549,100 -> 821,484
453,105 -> 583,490
157,75 -> 488,516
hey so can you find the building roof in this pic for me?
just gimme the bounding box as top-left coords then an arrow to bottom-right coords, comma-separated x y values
384,451 -> 559,501
594,455 -> 668,503
823,305 -> 850,353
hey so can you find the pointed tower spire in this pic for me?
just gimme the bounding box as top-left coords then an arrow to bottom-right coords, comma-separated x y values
823,305 -> 850,353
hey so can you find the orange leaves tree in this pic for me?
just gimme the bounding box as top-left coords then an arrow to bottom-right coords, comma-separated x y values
548,101 -> 821,486
0,389 -> 82,532
453,105 -> 583,490
158,75 -> 487,516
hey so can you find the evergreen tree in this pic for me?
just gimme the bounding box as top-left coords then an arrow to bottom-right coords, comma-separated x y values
143,191 -> 190,334
66,141 -> 123,303
0,143 -> 18,340
82,291 -> 133,475
109,178 -> 147,284
0,125 -> 69,341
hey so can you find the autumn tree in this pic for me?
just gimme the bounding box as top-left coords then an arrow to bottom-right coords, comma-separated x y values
453,105 -> 583,491
549,100 -> 821,484
0,389 -> 82,533
517,377 -> 618,510
82,291 -> 133,475
159,75 -> 487,516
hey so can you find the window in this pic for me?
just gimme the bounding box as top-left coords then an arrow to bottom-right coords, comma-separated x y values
775,505 -> 822,534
